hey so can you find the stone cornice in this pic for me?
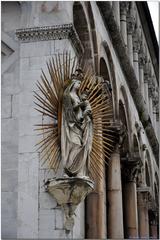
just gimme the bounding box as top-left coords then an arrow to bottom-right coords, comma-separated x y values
16,23 -> 84,55
97,2 -> 159,163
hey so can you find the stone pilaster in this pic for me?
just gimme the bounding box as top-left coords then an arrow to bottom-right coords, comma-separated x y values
120,2 -> 129,46
107,122 -> 127,239
113,2 -> 120,29
122,160 -> 140,238
126,16 -> 135,65
148,77 -> 155,123
153,89 -> 159,135
137,187 -> 151,238
139,44 -> 146,98
133,27 -> 140,83
126,2 -> 136,65
144,62 -> 150,108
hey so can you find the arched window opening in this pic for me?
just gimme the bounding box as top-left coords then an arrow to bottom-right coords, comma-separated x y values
86,2 -> 98,72
73,2 -> 92,65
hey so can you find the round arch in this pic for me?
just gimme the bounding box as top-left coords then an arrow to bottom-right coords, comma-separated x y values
85,2 -> 98,73
99,42 -> 118,119
73,2 -> 93,66
119,86 -> 132,153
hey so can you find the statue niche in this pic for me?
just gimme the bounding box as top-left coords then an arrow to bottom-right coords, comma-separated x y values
34,53 -> 115,231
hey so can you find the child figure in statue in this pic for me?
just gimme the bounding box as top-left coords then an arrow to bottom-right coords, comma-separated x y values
61,68 -> 93,178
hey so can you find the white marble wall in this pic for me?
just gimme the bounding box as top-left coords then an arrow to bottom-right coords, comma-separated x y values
1,54 -> 20,239
17,38 -> 84,239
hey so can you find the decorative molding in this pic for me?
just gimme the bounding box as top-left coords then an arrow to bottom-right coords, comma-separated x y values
16,23 -> 84,55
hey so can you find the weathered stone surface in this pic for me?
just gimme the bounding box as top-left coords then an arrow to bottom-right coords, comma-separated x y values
2,216 -> 17,239
20,69 -> 42,91
19,116 -> 41,137
2,153 -> 18,170
20,41 -> 51,58
18,135 -> 38,153
2,63 -> 20,95
12,94 -> 19,118
2,192 -> 17,218
73,202 -> 85,238
1,94 -> 12,118
17,153 -> 39,238
38,209 -> 56,238
50,39 -> 75,55
39,192 -> 57,209
55,208 -> 64,230
2,118 -> 18,154
2,169 -> 18,192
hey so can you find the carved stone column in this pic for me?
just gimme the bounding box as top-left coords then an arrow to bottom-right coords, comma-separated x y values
139,45 -> 146,98
137,187 -> 151,238
144,63 -> 149,108
133,29 -> 140,83
127,16 -> 135,65
122,161 -> 139,238
148,79 -> 154,124
153,91 -> 159,134
108,145 -> 124,239
107,123 -> 125,239
86,118 -> 105,239
113,2 -> 120,29
86,173 -> 105,239
120,2 -> 129,47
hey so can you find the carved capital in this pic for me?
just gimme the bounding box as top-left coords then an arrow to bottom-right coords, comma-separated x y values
148,77 -> 155,98
139,47 -> 147,67
16,23 -> 84,55
137,186 -> 152,207
123,162 -> 140,182
127,16 -> 135,34
120,2 -> 129,16
133,38 -> 140,53
153,90 -> 159,106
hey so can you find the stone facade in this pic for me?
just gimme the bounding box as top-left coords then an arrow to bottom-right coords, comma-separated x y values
1,1 -> 159,239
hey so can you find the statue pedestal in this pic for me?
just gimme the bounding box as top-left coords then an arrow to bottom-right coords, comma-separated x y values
45,177 -> 94,231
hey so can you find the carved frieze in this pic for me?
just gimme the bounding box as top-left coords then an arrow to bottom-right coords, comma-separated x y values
16,23 -> 84,55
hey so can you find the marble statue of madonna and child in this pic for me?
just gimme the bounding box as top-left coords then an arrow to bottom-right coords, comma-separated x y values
61,68 -> 93,179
